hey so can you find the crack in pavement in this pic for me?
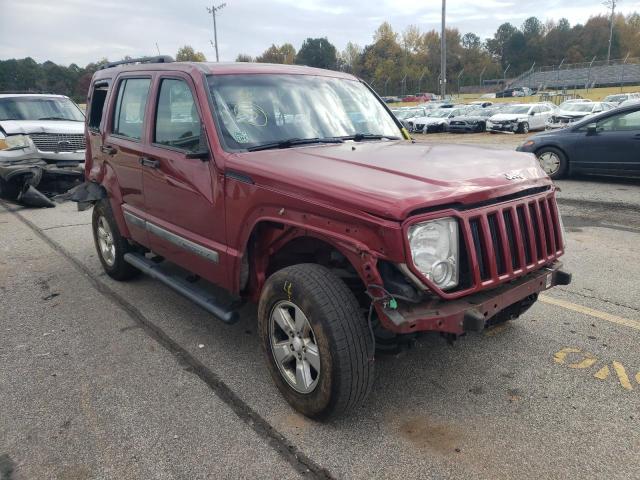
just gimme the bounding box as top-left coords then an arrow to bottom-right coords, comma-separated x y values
555,287 -> 640,315
1,201 -> 334,480
40,222 -> 92,231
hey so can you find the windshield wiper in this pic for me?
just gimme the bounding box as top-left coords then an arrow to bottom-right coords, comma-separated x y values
38,116 -> 77,121
246,137 -> 344,152
340,133 -> 401,141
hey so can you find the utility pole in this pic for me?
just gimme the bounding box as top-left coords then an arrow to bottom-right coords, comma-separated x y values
155,43 -> 161,55
206,3 -> 227,62
604,0 -> 618,64
440,0 -> 447,98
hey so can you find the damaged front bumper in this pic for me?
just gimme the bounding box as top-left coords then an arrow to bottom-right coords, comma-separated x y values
379,261 -> 571,335
0,157 -> 84,208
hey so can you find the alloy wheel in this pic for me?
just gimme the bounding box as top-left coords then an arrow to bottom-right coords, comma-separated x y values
96,216 -> 116,267
269,300 -> 320,394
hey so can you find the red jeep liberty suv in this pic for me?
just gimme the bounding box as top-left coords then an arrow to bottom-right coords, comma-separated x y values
75,56 -> 571,419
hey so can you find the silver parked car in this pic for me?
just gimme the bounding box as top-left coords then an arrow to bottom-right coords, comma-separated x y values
546,101 -> 615,130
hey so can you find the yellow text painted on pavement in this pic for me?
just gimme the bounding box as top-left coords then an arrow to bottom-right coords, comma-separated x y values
554,347 -> 638,392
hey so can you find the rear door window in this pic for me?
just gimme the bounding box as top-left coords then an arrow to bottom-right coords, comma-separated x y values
154,78 -> 203,152
112,78 -> 151,140
598,110 -> 640,132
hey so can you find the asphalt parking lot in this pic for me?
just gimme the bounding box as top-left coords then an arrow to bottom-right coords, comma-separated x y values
1,160 -> 639,478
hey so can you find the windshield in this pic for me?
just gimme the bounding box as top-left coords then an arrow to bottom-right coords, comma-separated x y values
0,96 -> 85,121
561,103 -> 594,112
500,105 -> 531,114
427,109 -> 451,118
394,109 -> 422,120
206,74 -> 400,151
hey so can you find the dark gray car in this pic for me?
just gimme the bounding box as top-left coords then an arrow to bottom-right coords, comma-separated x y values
516,103 -> 640,179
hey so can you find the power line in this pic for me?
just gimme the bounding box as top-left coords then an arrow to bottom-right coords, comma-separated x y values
206,3 -> 227,62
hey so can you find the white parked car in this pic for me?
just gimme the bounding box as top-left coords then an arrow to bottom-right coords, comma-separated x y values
603,92 -> 640,105
617,98 -> 640,108
486,103 -> 555,134
546,101 -> 615,129
0,93 -> 85,206
410,107 -> 469,133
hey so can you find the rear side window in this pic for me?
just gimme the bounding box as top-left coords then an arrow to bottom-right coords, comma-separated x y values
88,82 -> 109,131
113,78 -> 151,140
154,78 -> 202,152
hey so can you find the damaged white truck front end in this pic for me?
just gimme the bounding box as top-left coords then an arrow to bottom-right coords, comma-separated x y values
0,94 -> 86,207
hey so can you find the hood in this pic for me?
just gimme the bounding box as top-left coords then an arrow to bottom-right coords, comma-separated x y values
0,120 -> 84,135
228,141 -> 552,221
489,113 -> 529,122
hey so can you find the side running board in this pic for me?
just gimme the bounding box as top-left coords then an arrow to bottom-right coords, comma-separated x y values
124,253 -> 240,324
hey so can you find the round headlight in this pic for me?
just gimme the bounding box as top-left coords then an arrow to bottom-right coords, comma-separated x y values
408,218 -> 459,289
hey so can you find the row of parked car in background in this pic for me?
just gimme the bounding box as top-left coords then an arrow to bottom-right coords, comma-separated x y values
390,96 -> 638,135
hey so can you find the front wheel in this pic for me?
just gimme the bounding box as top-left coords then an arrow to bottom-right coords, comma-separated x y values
258,264 -> 373,420
518,122 -> 530,134
536,147 -> 568,180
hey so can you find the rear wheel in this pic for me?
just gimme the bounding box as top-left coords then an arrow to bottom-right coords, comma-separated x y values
536,147 -> 568,179
258,264 -> 373,420
92,200 -> 140,281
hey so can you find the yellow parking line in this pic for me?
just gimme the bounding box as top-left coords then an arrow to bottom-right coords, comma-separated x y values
612,361 -> 633,391
539,294 -> 640,332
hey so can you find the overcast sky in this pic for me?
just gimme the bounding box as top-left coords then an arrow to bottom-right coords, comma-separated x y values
2,0 -> 640,66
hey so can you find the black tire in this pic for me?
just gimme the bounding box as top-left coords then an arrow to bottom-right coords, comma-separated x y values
518,122 -> 530,134
477,122 -> 486,133
92,199 -> 140,281
535,146 -> 568,180
258,264 -> 373,420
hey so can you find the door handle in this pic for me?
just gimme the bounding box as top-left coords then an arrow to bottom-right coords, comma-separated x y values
139,157 -> 160,168
100,144 -> 117,155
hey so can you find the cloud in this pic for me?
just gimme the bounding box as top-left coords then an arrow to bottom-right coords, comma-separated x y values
1,0 -> 639,65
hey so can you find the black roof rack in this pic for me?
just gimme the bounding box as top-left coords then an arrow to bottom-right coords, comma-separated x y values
99,55 -> 174,70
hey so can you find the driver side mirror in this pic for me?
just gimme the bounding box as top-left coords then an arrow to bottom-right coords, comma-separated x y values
586,123 -> 598,135
185,149 -> 209,160
529,111 -> 536,116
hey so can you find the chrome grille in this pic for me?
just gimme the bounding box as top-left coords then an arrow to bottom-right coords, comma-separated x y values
29,133 -> 86,153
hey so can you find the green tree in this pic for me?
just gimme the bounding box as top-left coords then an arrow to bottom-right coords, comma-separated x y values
295,38 -> 338,70
235,54 -> 254,62
176,46 -> 207,62
256,43 -> 296,64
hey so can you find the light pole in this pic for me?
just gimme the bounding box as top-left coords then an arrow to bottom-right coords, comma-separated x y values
457,69 -> 464,98
206,3 -> 226,62
440,0 -> 447,98
604,0 -> 618,64
479,66 -> 486,89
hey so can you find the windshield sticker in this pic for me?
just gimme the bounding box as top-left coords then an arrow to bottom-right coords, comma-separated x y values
234,102 -> 268,127
231,130 -> 250,143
